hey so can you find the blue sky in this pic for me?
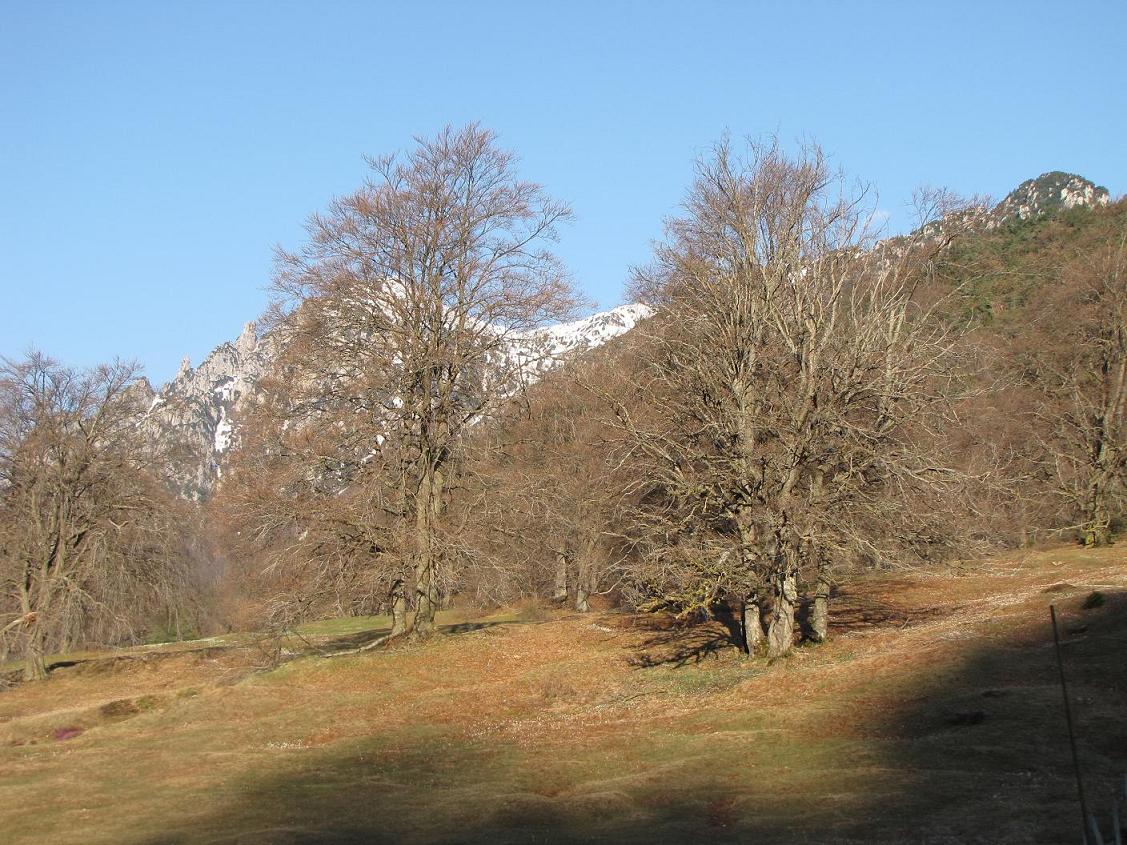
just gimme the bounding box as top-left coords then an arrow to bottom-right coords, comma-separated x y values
2,1 -> 1124,385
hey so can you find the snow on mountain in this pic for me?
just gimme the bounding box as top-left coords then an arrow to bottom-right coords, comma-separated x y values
506,303 -> 651,382
146,304 -> 650,499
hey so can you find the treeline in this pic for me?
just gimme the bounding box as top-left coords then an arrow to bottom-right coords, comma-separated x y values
3,125 -> 1125,678
0,355 -> 204,679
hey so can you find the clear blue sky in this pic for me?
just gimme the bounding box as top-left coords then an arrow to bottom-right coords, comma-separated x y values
2,1 -> 1124,385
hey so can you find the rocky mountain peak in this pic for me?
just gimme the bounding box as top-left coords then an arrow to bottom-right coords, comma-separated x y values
992,171 -> 1110,224
143,324 -> 275,499
234,321 -> 257,357
910,172 -> 1111,244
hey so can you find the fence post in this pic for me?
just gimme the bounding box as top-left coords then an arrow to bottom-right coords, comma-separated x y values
1089,815 -> 1104,845
1051,604 -> 1091,843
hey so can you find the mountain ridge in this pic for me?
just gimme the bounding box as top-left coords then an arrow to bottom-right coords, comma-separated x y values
144,172 -> 1112,500
144,303 -> 651,498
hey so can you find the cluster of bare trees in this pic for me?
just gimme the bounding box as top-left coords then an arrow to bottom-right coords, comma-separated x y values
456,358 -> 630,612
1018,226 -> 1127,546
210,127 -> 1127,659
603,139 -> 976,656
5,123 -> 1124,678
0,354 -> 192,679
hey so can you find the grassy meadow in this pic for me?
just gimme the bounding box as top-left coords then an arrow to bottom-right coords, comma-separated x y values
1,546 -> 1125,844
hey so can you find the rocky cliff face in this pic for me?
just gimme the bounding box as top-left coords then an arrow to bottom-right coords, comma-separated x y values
142,322 -> 275,499
145,305 -> 651,499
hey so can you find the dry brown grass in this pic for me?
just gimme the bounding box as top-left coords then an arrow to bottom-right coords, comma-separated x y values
1,544 -> 1125,844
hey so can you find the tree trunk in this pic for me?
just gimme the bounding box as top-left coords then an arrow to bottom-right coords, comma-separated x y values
1085,522 -> 1112,547
766,556 -> 798,658
412,549 -> 437,638
810,560 -> 831,643
575,584 -> 589,613
23,624 -> 47,682
1085,483 -> 1112,546
552,552 -> 569,602
741,595 -> 764,656
389,580 -> 407,637
409,465 -> 444,639
575,555 -> 591,612
17,585 -> 47,681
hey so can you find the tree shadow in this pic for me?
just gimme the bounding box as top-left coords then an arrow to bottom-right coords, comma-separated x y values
308,627 -> 392,652
441,621 -> 509,635
130,738 -> 762,845
710,602 -> 747,650
622,582 -> 960,670
312,620 -> 517,656
827,587 -> 1127,843
623,612 -> 740,668
821,582 -> 960,635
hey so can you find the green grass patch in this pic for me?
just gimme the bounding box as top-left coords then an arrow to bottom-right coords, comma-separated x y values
293,614 -> 391,637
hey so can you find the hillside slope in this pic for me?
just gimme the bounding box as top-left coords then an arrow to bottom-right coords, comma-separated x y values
1,546 -> 1124,844
938,195 -> 1127,327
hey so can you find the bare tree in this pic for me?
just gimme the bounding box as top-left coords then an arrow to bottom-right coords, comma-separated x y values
212,393 -> 410,636
614,138 -> 970,657
458,359 -> 628,612
248,124 -> 578,638
0,352 -> 190,680
1026,226 -> 1127,545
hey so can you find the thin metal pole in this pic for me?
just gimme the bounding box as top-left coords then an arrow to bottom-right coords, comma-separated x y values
1052,604 -> 1091,842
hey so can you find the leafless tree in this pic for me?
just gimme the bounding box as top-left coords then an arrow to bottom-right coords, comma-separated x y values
613,138 -> 972,657
242,124 -> 579,638
0,352 -> 191,680
458,359 -> 629,612
212,394 -> 408,635
1025,226 -> 1127,545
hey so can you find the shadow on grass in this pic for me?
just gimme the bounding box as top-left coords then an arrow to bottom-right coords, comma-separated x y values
312,620 -> 517,657
441,621 -> 507,635
624,612 -> 740,668
828,587 -> 1127,843
134,743 -> 750,845
129,591 -> 1126,845
820,582 -> 959,635
622,582 -> 960,670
